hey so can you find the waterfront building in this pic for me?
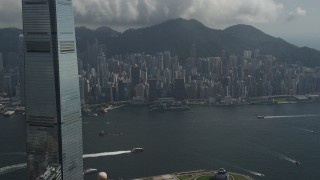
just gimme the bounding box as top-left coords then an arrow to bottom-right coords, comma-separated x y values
148,79 -> 158,102
214,168 -> 229,180
174,78 -> 186,100
135,83 -> 146,98
22,0 -> 83,179
118,79 -> 130,101
131,65 -> 141,97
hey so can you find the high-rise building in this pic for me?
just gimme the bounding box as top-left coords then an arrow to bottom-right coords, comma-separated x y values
174,78 -> 186,100
97,50 -> 107,87
131,65 -> 141,97
148,79 -> 158,102
18,34 -> 25,104
0,52 -> 4,91
22,0 -> 83,179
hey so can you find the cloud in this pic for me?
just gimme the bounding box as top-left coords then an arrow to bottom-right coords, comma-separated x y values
74,0 -> 284,30
0,1 -> 22,28
0,0 -> 284,30
287,7 -> 306,21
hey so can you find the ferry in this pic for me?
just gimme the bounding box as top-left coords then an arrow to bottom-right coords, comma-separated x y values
131,148 -> 144,153
149,104 -> 190,112
108,132 -> 124,136
149,98 -> 190,112
4,110 -> 15,117
256,115 -> 265,119
83,168 -> 97,175
101,106 -> 113,113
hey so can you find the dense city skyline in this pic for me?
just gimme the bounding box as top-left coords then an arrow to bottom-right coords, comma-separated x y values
77,45 -> 320,105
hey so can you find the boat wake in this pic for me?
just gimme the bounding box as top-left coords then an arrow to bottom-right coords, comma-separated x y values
83,151 -> 131,159
233,166 -> 265,177
263,114 -> 319,119
249,143 -> 300,166
264,148 -> 299,165
0,152 -> 26,156
243,169 -> 265,177
276,153 -> 297,164
0,151 -> 132,175
293,127 -> 315,133
0,163 -> 27,175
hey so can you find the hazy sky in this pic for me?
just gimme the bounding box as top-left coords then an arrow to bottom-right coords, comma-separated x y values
0,0 -> 319,49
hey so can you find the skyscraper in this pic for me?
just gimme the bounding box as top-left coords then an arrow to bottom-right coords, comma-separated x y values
0,52 -> 4,91
18,34 -> 25,104
22,0 -> 83,179
131,65 -> 141,97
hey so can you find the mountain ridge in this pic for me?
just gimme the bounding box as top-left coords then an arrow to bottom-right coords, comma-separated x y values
0,18 -> 320,67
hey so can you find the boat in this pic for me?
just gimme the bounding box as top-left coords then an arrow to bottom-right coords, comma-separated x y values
131,148 -> 144,153
98,131 -> 105,136
294,161 -> 301,166
149,104 -> 190,112
130,97 -> 147,106
108,132 -> 124,136
256,115 -> 265,119
83,168 -> 97,175
15,107 -> 25,114
149,98 -> 190,112
82,109 -> 91,116
4,110 -> 15,117
93,113 -> 98,116
101,106 -> 113,113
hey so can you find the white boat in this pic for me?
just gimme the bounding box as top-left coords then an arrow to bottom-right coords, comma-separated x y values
131,148 -> 144,153
101,106 -> 113,113
256,115 -> 265,119
4,110 -> 15,117
83,168 -> 97,175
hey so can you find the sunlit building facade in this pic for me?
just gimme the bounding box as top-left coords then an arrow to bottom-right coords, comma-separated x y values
22,0 -> 83,179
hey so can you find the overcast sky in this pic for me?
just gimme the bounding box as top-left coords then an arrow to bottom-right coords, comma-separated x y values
0,0 -> 319,49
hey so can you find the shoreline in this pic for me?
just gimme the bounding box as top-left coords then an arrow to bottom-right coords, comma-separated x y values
134,169 -> 253,180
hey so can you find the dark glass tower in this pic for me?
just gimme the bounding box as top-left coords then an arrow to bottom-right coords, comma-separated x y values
22,0 -> 83,179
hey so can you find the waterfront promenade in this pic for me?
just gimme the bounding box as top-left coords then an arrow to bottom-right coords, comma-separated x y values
134,170 -> 252,180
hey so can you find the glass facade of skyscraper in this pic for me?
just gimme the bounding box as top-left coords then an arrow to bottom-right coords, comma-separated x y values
22,0 -> 83,179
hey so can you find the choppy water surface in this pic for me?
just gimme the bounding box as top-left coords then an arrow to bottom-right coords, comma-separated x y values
1,103 -> 320,180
